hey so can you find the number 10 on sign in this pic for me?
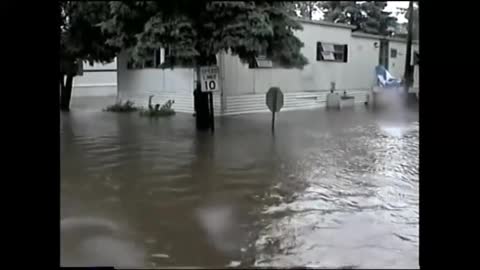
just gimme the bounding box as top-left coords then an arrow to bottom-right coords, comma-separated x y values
204,80 -> 216,91
200,66 -> 220,92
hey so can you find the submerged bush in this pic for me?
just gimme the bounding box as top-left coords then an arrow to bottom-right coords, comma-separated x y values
104,100 -> 139,112
139,97 -> 175,117
139,108 -> 175,117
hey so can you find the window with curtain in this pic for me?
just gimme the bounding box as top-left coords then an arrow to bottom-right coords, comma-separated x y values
317,42 -> 348,63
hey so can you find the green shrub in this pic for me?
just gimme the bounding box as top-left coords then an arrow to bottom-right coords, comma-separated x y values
104,100 -> 139,112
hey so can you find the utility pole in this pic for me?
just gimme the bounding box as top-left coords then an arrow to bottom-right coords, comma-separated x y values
403,1 -> 414,94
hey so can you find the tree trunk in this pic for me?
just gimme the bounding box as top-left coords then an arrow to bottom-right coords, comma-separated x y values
403,1 -> 414,94
60,74 -> 74,111
59,73 -> 64,100
194,66 -> 211,131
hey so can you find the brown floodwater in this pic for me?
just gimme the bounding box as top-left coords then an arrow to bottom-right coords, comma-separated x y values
61,100 -> 419,268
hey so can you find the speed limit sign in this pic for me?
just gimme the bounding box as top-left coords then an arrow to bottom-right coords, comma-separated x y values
200,66 -> 220,92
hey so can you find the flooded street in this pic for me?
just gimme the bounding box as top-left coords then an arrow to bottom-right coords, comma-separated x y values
61,104 -> 419,268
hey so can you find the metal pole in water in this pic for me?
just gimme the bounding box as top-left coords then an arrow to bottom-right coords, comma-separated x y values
266,87 -> 283,134
271,91 -> 277,133
209,92 -> 215,133
272,111 -> 275,133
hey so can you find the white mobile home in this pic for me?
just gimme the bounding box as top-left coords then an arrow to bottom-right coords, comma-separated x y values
72,60 -> 117,98
111,19 -> 419,115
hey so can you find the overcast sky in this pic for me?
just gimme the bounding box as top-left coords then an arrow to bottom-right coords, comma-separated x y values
312,1 -> 410,23
385,1 -> 409,23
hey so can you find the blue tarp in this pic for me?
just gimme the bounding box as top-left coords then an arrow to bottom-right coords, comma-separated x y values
375,65 -> 402,88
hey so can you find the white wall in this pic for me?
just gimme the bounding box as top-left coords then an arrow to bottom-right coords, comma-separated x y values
72,59 -> 117,97
117,51 -> 196,112
413,65 -> 419,89
74,72 -> 117,86
346,37 -> 381,90
294,22 -> 355,92
220,52 -> 254,96
71,85 -> 117,97
222,22 -> 357,96
388,41 -> 419,79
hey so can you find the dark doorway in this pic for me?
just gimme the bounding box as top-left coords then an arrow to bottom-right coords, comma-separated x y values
378,39 -> 389,69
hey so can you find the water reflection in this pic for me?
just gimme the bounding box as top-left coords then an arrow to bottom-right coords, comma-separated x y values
61,104 -> 418,268
61,216 -> 146,267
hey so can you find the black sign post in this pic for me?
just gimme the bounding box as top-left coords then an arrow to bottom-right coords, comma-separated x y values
266,87 -> 284,133
271,93 -> 276,132
208,92 -> 214,133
